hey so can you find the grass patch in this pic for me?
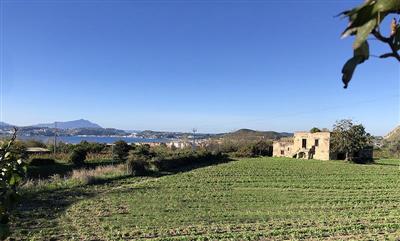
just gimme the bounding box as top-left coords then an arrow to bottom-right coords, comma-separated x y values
26,159 -> 124,179
9,157 -> 400,240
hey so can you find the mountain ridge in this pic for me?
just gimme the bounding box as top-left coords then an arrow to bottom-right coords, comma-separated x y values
0,122 -> 12,127
33,119 -> 102,129
221,128 -> 293,141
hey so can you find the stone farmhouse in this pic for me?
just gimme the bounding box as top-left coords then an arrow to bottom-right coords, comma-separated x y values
273,131 -> 373,161
273,131 -> 331,160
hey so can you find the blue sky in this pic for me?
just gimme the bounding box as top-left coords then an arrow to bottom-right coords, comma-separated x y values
1,0 -> 399,135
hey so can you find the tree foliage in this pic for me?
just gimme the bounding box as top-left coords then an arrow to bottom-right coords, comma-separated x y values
113,140 -> 131,161
310,127 -> 321,133
330,119 -> 372,161
0,130 -> 27,239
340,0 -> 400,88
69,147 -> 87,166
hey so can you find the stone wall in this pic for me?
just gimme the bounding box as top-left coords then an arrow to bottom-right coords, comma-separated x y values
273,131 -> 331,160
293,132 -> 330,160
272,141 -> 294,158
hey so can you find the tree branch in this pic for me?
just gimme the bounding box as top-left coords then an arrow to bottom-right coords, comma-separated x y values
372,29 -> 400,62
380,53 -> 397,58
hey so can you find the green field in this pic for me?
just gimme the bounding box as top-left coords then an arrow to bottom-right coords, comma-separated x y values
10,157 -> 400,240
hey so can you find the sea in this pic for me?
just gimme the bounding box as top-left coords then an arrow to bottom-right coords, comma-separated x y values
16,135 -> 169,144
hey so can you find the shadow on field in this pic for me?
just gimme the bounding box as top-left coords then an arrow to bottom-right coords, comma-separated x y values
166,156 -> 235,175
27,160 -> 124,179
374,162 -> 399,167
10,156 -> 235,239
9,186 -> 97,240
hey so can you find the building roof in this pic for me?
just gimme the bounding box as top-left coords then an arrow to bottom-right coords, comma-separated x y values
26,147 -> 51,153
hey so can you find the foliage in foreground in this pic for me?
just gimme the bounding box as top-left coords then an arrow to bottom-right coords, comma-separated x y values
340,0 -> 400,88
0,131 -> 26,239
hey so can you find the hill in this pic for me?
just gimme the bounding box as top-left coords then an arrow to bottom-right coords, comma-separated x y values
385,125 -> 400,142
0,122 -> 12,127
33,119 -> 102,129
221,128 -> 292,142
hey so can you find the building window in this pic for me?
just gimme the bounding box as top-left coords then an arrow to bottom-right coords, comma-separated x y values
315,139 -> 319,147
302,139 -> 307,148
281,150 -> 284,155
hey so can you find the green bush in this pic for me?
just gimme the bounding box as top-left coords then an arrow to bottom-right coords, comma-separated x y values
151,149 -> 224,171
69,147 -> 87,166
0,132 -> 27,239
127,146 -> 227,176
113,140 -> 131,161
126,159 -> 148,176
233,141 -> 272,158
78,141 -> 106,154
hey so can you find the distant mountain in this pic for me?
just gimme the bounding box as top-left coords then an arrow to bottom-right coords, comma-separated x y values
33,119 -> 102,129
221,129 -> 293,141
0,122 -> 12,127
385,125 -> 400,142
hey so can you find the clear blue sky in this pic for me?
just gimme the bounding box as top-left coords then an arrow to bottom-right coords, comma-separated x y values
1,0 -> 399,135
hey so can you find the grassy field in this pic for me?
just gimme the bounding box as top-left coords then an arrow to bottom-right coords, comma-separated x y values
9,157 -> 400,240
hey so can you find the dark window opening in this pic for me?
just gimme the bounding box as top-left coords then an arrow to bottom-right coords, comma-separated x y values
337,153 -> 346,160
281,150 -> 284,155
315,139 -> 319,147
302,139 -> 307,148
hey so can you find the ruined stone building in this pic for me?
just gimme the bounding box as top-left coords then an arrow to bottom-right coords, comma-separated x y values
273,132 -> 331,160
273,131 -> 373,161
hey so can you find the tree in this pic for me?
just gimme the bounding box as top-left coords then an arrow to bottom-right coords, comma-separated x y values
78,141 -> 106,153
113,140 -> 131,161
340,0 -> 400,88
310,127 -> 321,133
69,146 -> 87,166
330,119 -> 372,161
0,130 -> 27,239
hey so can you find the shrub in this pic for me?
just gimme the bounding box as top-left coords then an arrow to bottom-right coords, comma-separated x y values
0,131 -> 27,239
233,141 -> 272,158
310,127 -> 321,133
235,145 -> 256,158
78,141 -> 106,153
113,140 -> 131,161
126,148 -> 152,176
253,141 -> 273,156
23,139 -> 47,148
151,149 -> 223,171
29,158 -> 56,166
69,147 -> 87,166
126,159 -> 148,176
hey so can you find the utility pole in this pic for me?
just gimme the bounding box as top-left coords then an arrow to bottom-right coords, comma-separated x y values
192,128 -> 197,150
53,122 -> 57,157
111,144 -> 114,165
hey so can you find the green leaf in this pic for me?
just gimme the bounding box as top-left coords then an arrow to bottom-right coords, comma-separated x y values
9,173 -> 21,186
354,19 -> 377,49
375,0 -> 400,12
341,56 -> 365,89
354,41 -> 370,62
